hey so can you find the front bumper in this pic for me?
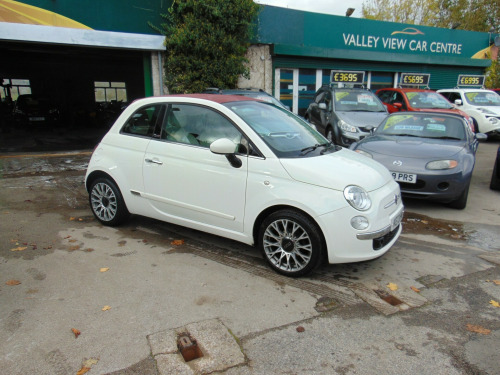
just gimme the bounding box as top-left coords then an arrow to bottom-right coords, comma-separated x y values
319,180 -> 403,264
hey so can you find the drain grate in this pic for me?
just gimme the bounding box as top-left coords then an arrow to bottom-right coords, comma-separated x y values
374,289 -> 404,306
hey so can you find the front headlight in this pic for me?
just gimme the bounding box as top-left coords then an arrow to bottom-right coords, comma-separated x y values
426,160 -> 458,170
339,119 -> 358,133
355,149 -> 373,158
344,185 -> 372,211
477,107 -> 495,115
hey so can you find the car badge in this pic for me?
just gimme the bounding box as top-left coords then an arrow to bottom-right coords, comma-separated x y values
393,160 -> 403,166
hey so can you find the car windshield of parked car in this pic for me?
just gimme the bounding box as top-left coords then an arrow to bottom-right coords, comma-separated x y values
464,91 -> 500,106
243,93 -> 287,109
225,101 -> 335,158
333,91 -> 386,112
405,91 -> 453,109
376,114 -> 466,140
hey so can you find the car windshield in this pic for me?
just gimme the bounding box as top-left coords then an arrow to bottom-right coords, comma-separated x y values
464,91 -> 500,106
405,91 -> 453,109
376,114 -> 466,140
225,101 -> 335,158
333,90 -> 386,112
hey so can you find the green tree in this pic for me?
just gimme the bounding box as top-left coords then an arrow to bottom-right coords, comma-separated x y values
152,0 -> 260,94
362,0 -> 500,88
362,0 -> 499,31
362,0 -> 440,25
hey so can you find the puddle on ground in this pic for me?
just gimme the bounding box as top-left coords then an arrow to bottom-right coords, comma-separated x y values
402,212 -> 471,241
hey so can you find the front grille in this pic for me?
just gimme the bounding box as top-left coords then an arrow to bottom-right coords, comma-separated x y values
398,179 -> 425,190
373,225 -> 400,250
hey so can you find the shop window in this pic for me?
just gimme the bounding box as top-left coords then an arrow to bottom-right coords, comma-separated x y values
369,72 -> 394,91
1,79 -> 31,102
94,81 -> 127,103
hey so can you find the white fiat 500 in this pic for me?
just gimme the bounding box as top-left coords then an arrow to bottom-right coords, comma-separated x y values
85,94 -> 403,277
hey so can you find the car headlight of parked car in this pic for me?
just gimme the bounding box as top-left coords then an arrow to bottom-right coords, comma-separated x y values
354,149 -> 373,158
344,185 -> 372,211
339,119 -> 358,133
477,107 -> 496,115
426,160 -> 458,170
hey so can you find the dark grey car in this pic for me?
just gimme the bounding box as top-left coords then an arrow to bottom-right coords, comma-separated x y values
350,112 -> 487,209
305,86 -> 388,147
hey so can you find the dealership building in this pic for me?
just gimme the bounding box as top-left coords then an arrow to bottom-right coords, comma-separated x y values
1,0 -> 497,120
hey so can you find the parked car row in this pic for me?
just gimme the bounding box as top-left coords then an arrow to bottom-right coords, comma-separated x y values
303,84 -> 497,211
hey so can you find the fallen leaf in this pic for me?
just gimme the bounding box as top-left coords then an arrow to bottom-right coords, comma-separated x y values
387,282 -> 398,291
71,328 -> 81,338
11,246 -> 27,252
466,324 -> 491,335
100,267 -> 109,273
69,217 -> 75,221
69,239 -> 77,243
6,280 -> 21,286
489,300 -> 500,308
421,220 -> 429,224
410,286 -> 420,293
102,305 -> 111,311
64,235 -> 71,239
78,218 -> 83,221
296,326 -> 305,332
82,358 -> 99,367
68,245 -> 80,251
490,280 -> 500,285
76,367 -> 90,375
171,239 -> 185,246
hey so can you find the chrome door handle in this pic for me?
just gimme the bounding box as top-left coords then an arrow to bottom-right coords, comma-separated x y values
145,158 -> 163,165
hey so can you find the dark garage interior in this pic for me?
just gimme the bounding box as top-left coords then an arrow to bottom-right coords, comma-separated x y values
0,42 -> 147,153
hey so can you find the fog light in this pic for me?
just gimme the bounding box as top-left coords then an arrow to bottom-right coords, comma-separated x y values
351,216 -> 369,230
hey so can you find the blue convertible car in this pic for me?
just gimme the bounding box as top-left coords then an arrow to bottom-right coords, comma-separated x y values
350,112 -> 487,209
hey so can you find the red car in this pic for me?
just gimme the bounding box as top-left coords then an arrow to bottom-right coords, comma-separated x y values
376,88 -> 475,131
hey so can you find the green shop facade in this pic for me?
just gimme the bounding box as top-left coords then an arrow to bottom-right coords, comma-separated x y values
0,1 -> 497,119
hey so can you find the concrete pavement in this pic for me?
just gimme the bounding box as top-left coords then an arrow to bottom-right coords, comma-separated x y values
0,140 -> 499,375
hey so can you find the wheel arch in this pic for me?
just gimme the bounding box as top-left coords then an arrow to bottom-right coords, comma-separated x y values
252,204 -> 328,259
86,170 -> 119,193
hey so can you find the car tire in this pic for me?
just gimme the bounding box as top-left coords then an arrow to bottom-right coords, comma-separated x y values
258,209 -> 324,277
89,177 -> 130,226
448,181 -> 470,210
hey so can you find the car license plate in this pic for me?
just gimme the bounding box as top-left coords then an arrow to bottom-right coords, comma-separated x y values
391,172 -> 417,184
29,117 -> 45,121
391,208 -> 404,230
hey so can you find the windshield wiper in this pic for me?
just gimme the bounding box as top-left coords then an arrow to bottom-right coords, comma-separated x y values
300,143 -> 330,156
394,133 -> 420,137
431,136 -> 462,140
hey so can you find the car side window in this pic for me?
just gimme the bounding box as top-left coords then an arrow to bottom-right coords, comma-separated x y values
161,104 -> 243,150
121,104 -> 164,137
377,91 -> 390,103
314,91 -> 326,104
393,92 -> 407,109
323,91 -> 332,109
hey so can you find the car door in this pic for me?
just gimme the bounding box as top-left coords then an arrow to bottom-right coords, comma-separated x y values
142,103 -> 248,233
